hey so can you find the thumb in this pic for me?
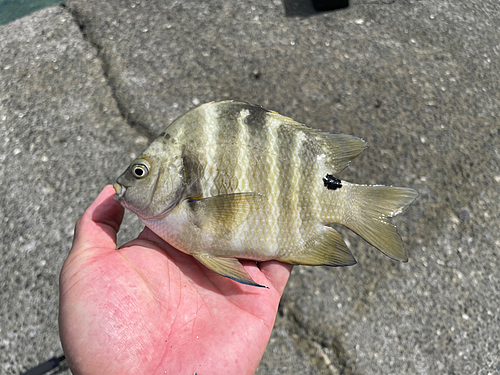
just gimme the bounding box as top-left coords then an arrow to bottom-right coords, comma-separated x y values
70,185 -> 124,257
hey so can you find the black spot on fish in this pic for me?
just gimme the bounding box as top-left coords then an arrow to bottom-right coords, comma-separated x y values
244,104 -> 270,131
323,174 -> 342,190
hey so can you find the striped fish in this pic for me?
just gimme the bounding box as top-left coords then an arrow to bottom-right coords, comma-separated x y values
113,101 -> 418,287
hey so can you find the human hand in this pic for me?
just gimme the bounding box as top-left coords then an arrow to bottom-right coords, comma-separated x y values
59,185 -> 292,375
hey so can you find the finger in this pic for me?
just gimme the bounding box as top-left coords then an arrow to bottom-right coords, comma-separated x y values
257,261 -> 293,294
71,185 -> 124,256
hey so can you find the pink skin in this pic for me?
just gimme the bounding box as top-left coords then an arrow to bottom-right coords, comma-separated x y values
59,185 -> 293,375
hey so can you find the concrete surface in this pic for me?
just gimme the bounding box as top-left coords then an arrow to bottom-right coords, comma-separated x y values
1,0 -> 499,374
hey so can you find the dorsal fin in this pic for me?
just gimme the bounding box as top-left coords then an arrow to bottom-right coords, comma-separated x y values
313,132 -> 367,173
183,102 -> 367,176
265,111 -> 367,174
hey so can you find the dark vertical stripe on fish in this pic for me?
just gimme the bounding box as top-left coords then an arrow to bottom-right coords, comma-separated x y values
244,104 -> 271,138
298,132 -> 318,246
245,109 -> 269,196
276,122 -> 295,249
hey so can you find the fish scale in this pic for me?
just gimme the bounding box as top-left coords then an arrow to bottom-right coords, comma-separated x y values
114,100 -> 418,287
234,109 -> 251,193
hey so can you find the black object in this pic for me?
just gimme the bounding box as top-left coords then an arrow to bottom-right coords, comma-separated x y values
283,0 -> 349,17
312,0 -> 349,11
323,174 -> 342,190
21,355 -> 65,375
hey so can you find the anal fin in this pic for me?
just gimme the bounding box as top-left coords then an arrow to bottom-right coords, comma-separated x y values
192,254 -> 267,288
283,227 -> 356,267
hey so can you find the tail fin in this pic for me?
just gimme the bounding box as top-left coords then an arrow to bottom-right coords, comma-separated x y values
343,185 -> 418,261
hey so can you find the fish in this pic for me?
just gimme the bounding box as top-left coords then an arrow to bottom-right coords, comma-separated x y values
113,100 -> 418,287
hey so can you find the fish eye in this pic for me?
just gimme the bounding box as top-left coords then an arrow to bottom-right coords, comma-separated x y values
131,159 -> 150,179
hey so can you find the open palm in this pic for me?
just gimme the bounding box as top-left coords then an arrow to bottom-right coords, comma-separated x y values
59,185 -> 292,375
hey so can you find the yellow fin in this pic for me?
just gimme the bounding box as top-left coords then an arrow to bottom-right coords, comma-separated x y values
344,185 -> 418,261
188,193 -> 264,232
283,227 -> 356,267
277,114 -> 367,174
192,254 -> 266,287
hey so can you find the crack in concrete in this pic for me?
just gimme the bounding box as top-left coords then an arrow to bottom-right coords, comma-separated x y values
61,3 -> 157,144
280,302 -> 360,375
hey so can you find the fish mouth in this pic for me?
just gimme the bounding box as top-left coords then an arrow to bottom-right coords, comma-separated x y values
113,183 -> 126,201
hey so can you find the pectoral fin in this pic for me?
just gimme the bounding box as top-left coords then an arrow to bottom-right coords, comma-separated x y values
282,227 -> 356,267
188,192 -> 264,233
192,254 -> 267,288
